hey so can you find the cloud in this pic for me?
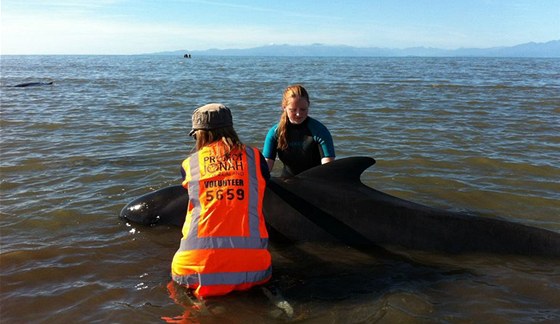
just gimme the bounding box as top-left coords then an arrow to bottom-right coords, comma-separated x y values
2,0 -> 557,54
1,7 -> 351,54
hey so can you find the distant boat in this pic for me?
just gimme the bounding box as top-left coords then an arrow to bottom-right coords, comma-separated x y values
183,54 -> 191,58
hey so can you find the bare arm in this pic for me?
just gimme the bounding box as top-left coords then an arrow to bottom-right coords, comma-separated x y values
321,157 -> 335,164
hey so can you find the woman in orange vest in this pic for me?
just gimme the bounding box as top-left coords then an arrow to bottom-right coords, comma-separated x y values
171,103 -> 272,299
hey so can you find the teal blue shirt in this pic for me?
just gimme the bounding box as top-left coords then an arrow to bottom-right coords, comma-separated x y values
263,117 -> 335,177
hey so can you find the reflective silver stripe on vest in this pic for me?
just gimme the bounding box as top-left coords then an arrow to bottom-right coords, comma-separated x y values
187,156 -> 201,239
245,147 -> 261,238
179,236 -> 268,250
173,265 -> 272,287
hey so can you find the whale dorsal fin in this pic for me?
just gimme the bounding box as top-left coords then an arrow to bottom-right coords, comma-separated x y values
295,156 -> 375,184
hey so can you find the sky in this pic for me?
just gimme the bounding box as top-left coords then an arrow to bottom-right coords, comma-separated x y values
1,0 -> 559,55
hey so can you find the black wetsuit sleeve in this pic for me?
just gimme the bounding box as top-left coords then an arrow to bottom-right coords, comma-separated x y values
259,152 -> 271,180
180,166 -> 186,181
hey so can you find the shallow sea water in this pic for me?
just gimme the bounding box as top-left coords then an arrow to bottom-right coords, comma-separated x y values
1,55 -> 559,323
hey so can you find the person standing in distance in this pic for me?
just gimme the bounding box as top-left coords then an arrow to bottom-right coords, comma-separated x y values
171,103 -> 272,299
263,84 -> 335,177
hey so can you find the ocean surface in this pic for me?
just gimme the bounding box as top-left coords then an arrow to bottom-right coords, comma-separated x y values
1,55 -> 559,323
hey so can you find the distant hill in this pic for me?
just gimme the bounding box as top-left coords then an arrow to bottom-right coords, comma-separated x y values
152,40 -> 560,57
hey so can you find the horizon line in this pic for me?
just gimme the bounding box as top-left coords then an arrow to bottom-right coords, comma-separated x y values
1,39 -> 558,56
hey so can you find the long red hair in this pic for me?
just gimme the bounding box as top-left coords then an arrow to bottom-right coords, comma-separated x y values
191,126 -> 244,158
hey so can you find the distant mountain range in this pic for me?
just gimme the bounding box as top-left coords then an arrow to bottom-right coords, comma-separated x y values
152,40 -> 560,57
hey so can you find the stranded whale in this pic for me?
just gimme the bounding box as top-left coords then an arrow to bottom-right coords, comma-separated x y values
120,157 -> 560,257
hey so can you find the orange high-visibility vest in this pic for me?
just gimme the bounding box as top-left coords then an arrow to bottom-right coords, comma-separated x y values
171,142 -> 271,298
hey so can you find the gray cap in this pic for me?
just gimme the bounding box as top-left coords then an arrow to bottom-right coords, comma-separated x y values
189,103 -> 233,136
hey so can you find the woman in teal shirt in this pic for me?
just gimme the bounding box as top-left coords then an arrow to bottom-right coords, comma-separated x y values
263,85 -> 335,177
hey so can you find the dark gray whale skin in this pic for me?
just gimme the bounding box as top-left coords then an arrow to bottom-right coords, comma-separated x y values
12,81 -> 53,87
120,157 -> 560,257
